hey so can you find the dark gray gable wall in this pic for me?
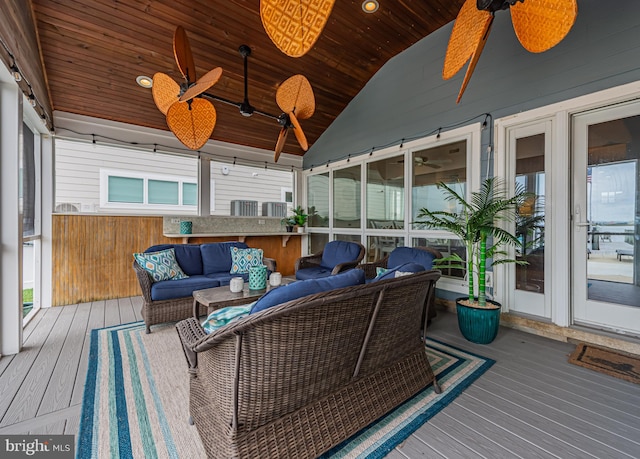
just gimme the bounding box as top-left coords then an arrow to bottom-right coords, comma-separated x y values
303,1 -> 640,169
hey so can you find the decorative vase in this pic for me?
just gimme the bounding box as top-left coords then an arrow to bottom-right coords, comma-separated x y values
180,221 -> 192,234
285,226 -> 293,233
455,298 -> 501,344
230,277 -> 244,293
297,226 -> 305,233
249,265 -> 268,290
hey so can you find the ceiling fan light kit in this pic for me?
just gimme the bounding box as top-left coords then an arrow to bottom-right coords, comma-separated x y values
443,0 -> 578,103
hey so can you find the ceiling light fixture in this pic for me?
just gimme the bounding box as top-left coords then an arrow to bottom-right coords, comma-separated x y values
136,75 -> 153,88
362,0 -> 379,13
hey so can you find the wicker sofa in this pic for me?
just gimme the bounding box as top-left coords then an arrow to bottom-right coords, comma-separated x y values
133,242 -> 276,333
176,269 -> 441,458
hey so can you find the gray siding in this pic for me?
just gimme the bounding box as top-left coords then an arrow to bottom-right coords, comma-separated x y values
304,1 -> 640,169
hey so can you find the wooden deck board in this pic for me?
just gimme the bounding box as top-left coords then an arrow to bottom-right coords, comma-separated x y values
0,307 -> 61,424
70,300 -> 106,406
0,304 -> 78,427
38,302 -> 91,416
1,301 -> 639,459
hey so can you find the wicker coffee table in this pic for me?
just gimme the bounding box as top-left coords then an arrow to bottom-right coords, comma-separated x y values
193,278 -> 294,318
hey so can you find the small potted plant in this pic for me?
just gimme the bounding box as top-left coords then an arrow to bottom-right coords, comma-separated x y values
292,205 -> 308,233
415,177 -> 532,344
281,216 -> 296,232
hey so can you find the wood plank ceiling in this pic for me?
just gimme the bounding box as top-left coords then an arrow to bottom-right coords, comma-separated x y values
31,0 -> 464,156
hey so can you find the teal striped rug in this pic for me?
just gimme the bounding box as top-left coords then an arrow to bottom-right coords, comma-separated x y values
78,321 -> 494,458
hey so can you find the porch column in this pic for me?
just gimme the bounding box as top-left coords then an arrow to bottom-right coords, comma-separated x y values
0,77 -> 24,355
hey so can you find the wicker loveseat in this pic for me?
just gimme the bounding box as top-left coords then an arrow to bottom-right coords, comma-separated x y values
133,242 -> 276,333
176,269 -> 441,458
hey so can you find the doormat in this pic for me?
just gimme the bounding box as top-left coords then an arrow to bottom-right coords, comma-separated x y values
569,343 -> 640,385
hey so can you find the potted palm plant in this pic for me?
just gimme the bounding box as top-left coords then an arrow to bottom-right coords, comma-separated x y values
415,177 -> 532,344
292,205 -> 308,233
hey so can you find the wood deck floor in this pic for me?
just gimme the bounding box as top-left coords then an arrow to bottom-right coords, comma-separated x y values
1,299 -> 639,458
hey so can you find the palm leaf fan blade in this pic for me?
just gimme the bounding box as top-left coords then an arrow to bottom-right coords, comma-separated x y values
260,0 -> 335,57
166,99 -> 216,150
152,72 -> 180,115
179,67 -> 223,102
511,0 -> 578,53
274,127 -> 289,162
443,0 -> 493,80
173,26 -> 197,82
289,112 -> 308,151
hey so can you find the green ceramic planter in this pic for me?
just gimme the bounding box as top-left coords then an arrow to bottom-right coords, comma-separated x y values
456,298 -> 501,344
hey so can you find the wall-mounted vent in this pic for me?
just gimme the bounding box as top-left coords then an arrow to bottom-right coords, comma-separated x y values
55,202 -> 80,213
262,202 -> 287,217
230,200 -> 258,216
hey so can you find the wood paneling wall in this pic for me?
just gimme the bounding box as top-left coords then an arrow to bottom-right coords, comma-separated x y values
52,215 -> 301,306
0,0 -> 52,125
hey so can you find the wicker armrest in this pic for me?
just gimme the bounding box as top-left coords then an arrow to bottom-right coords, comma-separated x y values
176,317 -> 208,370
295,253 -> 323,271
132,261 -> 153,303
331,259 -> 363,275
357,257 -> 389,279
263,257 -> 277,272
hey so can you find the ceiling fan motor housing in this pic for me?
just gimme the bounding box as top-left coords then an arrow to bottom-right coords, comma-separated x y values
477,0 -> 523,12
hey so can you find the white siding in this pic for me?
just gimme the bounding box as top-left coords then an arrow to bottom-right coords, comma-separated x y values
55,139 -> 292,215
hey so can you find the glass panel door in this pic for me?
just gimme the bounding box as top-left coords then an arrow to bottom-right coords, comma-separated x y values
506,122 -> 551,318
572,101 -> 640,335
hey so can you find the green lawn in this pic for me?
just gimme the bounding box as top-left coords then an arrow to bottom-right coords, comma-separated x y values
23,289 -> 34,318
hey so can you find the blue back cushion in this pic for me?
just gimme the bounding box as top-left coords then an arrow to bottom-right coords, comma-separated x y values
374,262 -> 425,281
250,269 -> 365,314
146,244 -> 203,276
201,241 -> 248,275
388,247 -> 436,270
320,241 -> 362,269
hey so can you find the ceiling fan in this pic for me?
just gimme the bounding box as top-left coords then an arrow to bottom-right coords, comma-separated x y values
414,156 -> 452,169
151,26 -> 315,161
443,0 -> 578,103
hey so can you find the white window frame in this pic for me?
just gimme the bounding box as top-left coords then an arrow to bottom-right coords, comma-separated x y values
302,123 -> 482,295
99,168 -> 197,211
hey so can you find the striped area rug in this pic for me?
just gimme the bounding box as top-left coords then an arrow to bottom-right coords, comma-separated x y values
77,322 -> 494,458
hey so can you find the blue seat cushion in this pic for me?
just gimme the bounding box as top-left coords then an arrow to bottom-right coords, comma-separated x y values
295,266 -> 334,280
147,244 -> 203,276
320,241 -> 362,269
251,269 -> 365,314
373,262 -> 425,282
388,247 -> 437,270
150,275 -> 219,301
201,242 -> 248,275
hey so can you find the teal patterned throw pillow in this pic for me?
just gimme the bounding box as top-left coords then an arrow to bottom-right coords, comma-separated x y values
134,248 -> 188,282
230,247 -> 264,274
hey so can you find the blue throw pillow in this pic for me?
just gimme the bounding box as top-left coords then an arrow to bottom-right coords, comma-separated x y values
320,241 -> 362,269
250,269 -> 365,314
230,247 -> 264,274
373,262 -> 424,281
134,248 -> 188,282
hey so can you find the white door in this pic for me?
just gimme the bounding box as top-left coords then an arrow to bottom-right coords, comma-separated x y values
505,121 -> 552,318
572,101 -> 640,336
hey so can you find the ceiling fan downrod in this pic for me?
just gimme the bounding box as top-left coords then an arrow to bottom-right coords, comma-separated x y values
238,44 -> 255,117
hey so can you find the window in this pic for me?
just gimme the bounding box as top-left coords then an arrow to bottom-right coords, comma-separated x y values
333,165 -> 361,228
366,155 -> 404,228
100,169 -> 197,210
308,173 -> 329,227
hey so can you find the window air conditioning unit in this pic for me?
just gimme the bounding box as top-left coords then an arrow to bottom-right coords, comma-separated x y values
262,202 -> 288,218
230,200 -> 258,216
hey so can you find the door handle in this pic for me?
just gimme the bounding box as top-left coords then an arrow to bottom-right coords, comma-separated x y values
574,205 -> 590,231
